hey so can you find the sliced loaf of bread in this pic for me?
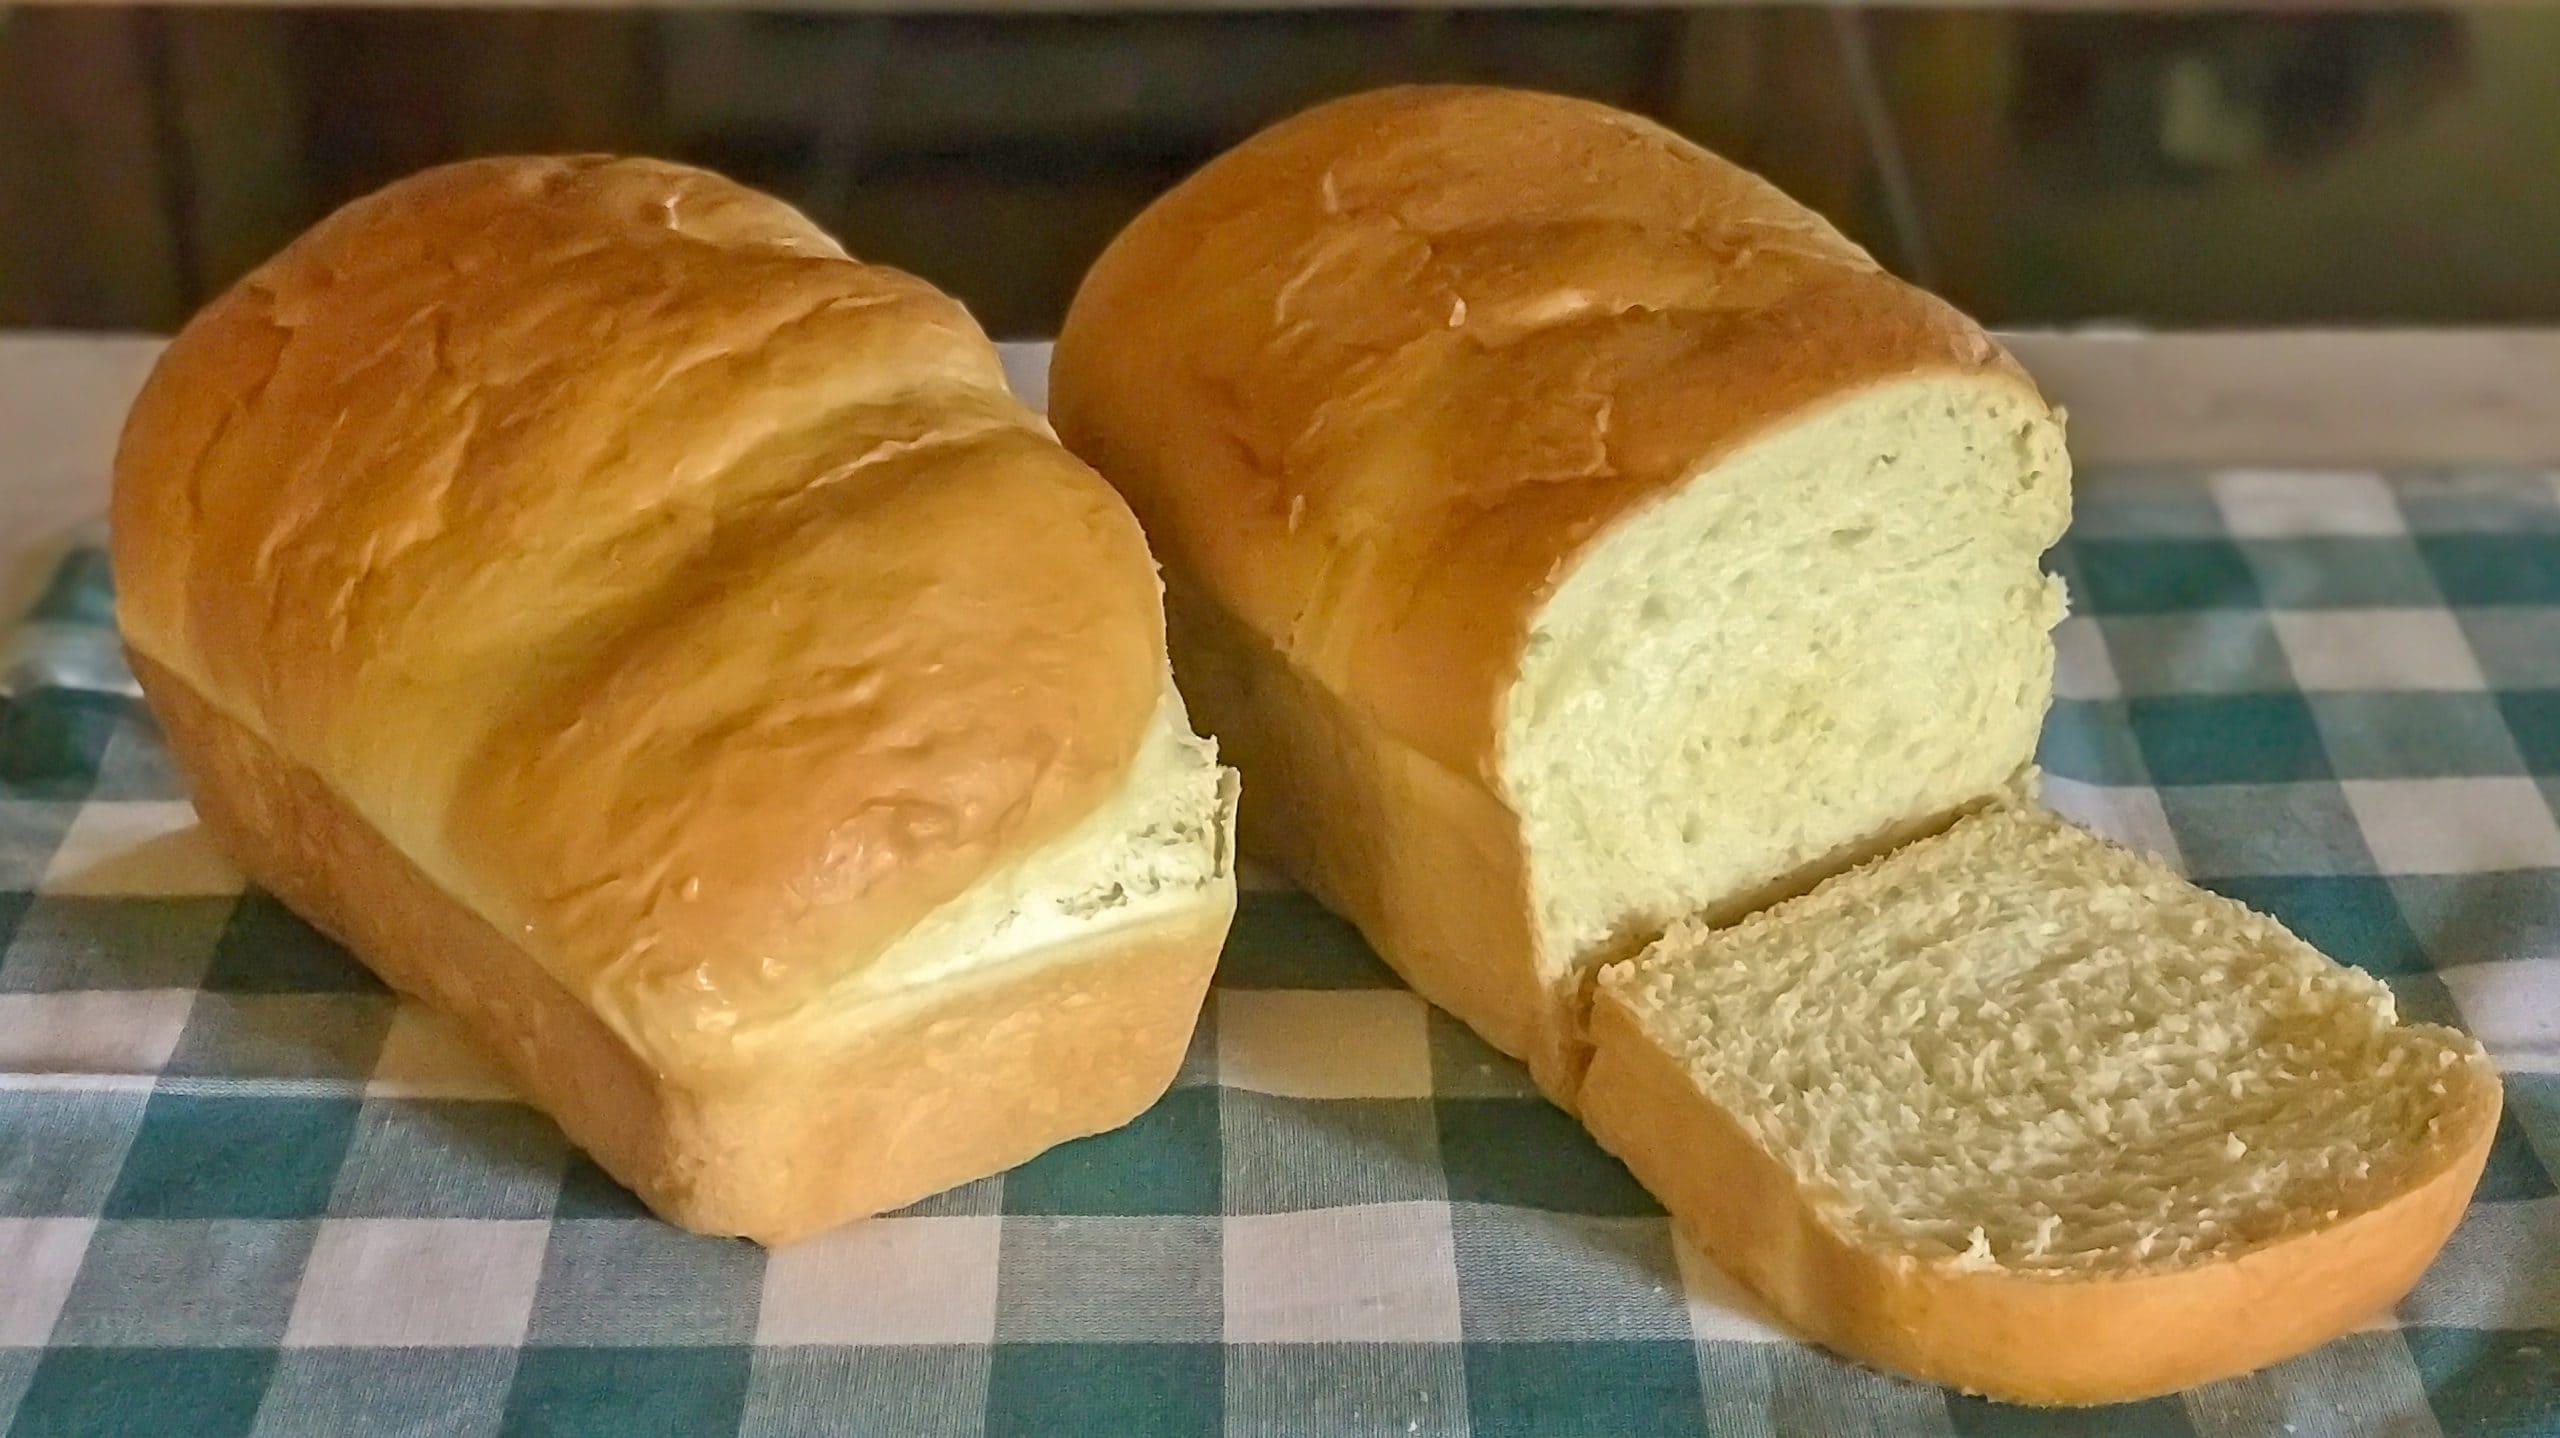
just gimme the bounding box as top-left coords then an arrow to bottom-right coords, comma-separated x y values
1051,85 -> 2069,1102
1579,802 -> 2503,1404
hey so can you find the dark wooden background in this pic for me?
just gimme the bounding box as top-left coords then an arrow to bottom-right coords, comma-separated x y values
3,7 -> 2553,335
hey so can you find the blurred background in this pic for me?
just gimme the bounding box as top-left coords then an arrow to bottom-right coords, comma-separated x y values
1,4 -> 2552,338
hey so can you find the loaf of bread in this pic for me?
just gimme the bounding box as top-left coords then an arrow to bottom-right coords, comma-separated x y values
112,157 -> 1238,1244
1051,86 -> 2068,1101
1581,804 -> 2502,1404
1056,87 -> 2497,1400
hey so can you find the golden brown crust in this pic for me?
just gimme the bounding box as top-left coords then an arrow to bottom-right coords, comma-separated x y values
1577,990 -> 2504,1405
112,156 -> 1167,1068
1164,572 -> 1567,1083
141,650 -> 1230,1243
1052,85 -> 2029,777
454,424 -> 1161,1060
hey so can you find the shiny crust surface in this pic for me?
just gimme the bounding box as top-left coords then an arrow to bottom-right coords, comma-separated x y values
112,157 -> 1167,1068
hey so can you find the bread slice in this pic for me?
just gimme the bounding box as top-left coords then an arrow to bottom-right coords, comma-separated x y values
1052,85 -> 2069,1101
1579,803 -> 2503,1404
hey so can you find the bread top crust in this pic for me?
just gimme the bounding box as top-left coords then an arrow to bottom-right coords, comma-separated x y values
1052,85 -> 2043,778
113,156 -> 1168,1068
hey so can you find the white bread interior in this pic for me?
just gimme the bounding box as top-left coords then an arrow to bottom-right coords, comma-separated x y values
1580,803 -> 2504,1404
112,156 -> 1238,1242
1507,373 -> 2067,974
846,688 -> 1234,1016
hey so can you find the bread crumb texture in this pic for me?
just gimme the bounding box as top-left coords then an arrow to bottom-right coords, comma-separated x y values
1605,804 -> 2498,1275
1506,373 -> 2065,973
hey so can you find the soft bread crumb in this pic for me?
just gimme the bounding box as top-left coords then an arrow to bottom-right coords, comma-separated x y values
1504,375 -> 2068,981
1602,804 -> 2496,1275
839,688 -> 1230,1006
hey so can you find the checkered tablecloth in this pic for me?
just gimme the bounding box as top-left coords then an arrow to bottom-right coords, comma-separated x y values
2,467 -> 2555,1438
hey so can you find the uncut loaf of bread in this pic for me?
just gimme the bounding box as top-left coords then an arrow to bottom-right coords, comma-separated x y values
1581,804 -> 2502,1404
111,158 -> 1238,1244
1051,86 -> 2068,1101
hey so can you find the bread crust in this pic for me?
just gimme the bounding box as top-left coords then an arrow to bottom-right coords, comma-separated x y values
140,650 -> 1231,1243
1165,572 -> 1565,1080
1578,987 -> 2503,1405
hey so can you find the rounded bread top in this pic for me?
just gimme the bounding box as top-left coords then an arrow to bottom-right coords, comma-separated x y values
1052,85 -> 2040,776
114,156 -> 1168,1065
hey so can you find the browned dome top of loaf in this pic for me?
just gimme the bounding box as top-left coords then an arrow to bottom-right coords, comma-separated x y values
113,156 -> 1168,1066
1052,85 -> 2035,774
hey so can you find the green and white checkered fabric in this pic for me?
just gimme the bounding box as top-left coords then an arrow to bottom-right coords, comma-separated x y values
2,468 -> 2555,1437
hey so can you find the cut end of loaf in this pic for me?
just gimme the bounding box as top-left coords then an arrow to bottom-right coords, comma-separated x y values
1601,803 -> 2500,1277
1503,373 -> 2070,993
